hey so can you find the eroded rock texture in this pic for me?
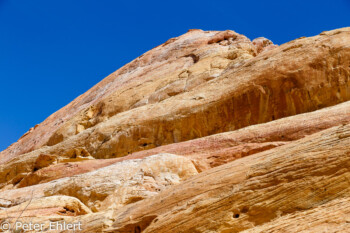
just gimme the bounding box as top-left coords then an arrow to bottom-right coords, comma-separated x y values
0,27 -> 350,232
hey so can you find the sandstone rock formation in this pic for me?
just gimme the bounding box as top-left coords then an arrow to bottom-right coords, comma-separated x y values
14,100 -> 350,188
0,196 -> 91,219
106,123 -> 350,233
0,154 -> 198,212
0,27 -> 350,233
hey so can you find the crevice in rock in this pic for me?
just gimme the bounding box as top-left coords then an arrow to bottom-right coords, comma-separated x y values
184,54 -> 199,64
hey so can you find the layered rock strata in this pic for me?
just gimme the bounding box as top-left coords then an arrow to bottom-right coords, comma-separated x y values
0,27 -> 350,233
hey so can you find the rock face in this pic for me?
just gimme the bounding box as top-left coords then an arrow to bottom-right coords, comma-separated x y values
14,100 -> 350,188
0,27 -> 350,233
0,196 -> 91,219
107,123 -> 350,233
0,154 -> 198,212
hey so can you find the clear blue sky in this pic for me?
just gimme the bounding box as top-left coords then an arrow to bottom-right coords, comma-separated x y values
0,0 -> 349,151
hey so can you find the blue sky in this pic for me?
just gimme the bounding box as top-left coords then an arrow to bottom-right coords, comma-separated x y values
0,0 -> 349,151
